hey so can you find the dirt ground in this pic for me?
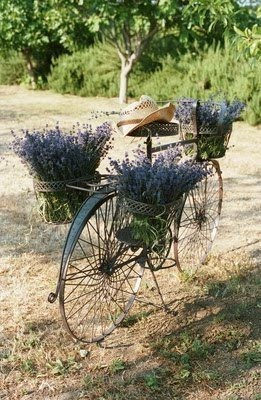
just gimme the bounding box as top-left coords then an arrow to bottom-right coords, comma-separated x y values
0,85 -> 260,400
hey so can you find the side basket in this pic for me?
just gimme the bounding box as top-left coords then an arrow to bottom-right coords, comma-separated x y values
33,175 -> 100,224
197,124 -> 232,160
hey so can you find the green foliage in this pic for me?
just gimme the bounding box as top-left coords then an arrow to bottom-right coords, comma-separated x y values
0,52 -> 27,85
240,344 -> 261,368
184,0 -> 236,32
46,357 -> 81,375
0,0 -> 90,52
0,0 -> 93,85
143,371 -> 161,390
20,358 -> 37,374
234,24 -> 261,59
130,214 -> 169,247
155,331 -> 215,366
0,0 -> 258,104
109,359 -> 126,374
134,40 -> 260,125
77,0 -> 238,102
121,310 -> 151,327
47,34 -> 260,125
48,42 -> 119,97
48,38 -> 260,125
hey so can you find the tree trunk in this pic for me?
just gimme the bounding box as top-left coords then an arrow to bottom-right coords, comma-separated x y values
108,21 -> 159,104
119,67 -> 129,104
22,49 -> 37,89
119,56 -> 136,104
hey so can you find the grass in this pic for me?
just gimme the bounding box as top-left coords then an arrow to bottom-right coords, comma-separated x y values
0,85 -> 260,400
1,250 -> 260,399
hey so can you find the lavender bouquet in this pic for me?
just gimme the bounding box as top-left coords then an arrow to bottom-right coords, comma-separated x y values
175,98 -> 245,160
12,122 -> 112,223
109,148 -> 208,247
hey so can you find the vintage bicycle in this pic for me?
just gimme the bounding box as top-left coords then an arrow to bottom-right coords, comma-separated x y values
48,100 -> 228,343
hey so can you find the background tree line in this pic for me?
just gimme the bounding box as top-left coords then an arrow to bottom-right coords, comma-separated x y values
0,0 -> 260,123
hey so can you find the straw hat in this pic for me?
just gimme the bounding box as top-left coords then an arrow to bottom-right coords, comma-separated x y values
117,95 -> 175,136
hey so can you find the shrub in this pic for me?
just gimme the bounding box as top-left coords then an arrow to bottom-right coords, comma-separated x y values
135,41 -> 260,125
48,42 -> 120,97
0,52 -> 27,85
48,39 -> 260,125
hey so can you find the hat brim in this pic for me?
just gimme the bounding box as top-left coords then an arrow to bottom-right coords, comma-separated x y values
117,103 -> 175,136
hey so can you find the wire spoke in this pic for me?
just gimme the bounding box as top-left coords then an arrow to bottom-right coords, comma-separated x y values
176,161 -> 222,272
60,192 -> 144,343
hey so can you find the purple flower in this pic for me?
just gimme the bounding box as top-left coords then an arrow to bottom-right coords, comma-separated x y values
11,122 -> 113,181
174,97 -> 245,132
109,147 -> 208,205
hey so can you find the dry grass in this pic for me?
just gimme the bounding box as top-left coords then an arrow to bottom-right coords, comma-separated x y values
0,85 -> 260,399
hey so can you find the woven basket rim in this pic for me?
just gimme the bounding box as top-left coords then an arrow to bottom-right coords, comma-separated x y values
33,173 -> 100,192
180,121 -> 232,135
197,132 -> 231,138
121,194 -> 183,209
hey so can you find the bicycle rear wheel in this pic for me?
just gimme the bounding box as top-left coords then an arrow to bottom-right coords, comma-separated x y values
59,189 -> 144,343
174,160 -> 223,274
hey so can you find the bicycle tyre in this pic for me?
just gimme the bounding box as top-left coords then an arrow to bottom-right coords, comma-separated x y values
59,189 -> 145,343
174,160 -> 223,273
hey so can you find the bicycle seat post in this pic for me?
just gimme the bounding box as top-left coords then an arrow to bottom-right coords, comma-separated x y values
145,133 -> 152,162
191,100 -> 199,137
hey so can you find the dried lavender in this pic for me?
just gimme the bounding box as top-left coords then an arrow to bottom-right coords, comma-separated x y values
174,97 -> 245,132
174,97 -> 245,160
109,147 -> 208,247
174,98 -> 196,126
12,122 -> 113,182
109,147 -> 208,205
11,122 -> 113,223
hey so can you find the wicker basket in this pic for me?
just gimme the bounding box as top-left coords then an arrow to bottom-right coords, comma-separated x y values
180,122 -> 232,160
197,124 -> 232,160
118,195 -> 183,247
121,195 -> 182,218
33,175 -> 99,224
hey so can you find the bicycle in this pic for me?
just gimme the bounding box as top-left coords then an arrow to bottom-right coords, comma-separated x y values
48,101 -> 225,343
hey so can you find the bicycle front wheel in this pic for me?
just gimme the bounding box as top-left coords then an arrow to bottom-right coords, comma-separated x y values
59,189 -> 144,343
174,160 -> 223,274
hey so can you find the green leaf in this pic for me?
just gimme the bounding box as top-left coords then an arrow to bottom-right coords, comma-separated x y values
234,26 -> 244,36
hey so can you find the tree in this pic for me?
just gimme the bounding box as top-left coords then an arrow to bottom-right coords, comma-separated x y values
184,1 -> 260,58
77,0 -> 242,103
0,0 -> 254,100
82,0 -> 176,103
233,4 -> 261,59
0,0 -> 93,86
